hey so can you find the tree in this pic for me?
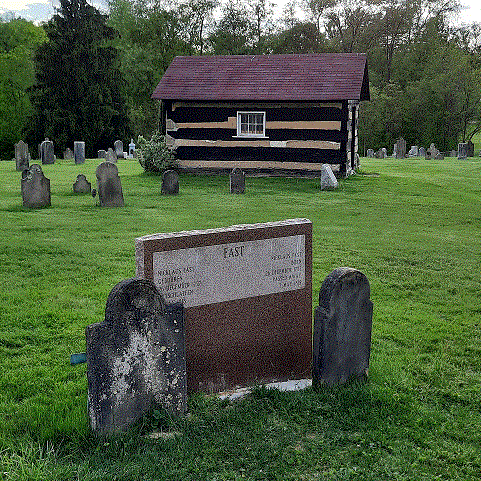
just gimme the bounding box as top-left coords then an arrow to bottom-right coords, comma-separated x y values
0,17 -> 46,159
27,0 -> 129,157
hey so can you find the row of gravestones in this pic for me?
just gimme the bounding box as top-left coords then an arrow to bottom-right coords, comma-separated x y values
366,139 -> 477,159
14,139 -> 137,172
21,162 -> 125,209
85,266 -> 372,436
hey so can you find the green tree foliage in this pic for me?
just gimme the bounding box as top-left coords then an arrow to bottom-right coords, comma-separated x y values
27,0 -> 129,158
0,17 -> 46,159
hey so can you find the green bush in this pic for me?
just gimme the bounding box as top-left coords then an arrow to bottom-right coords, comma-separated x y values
137,131 -> 177,173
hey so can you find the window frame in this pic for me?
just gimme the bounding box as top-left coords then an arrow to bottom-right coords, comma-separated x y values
236,111 -> 267,138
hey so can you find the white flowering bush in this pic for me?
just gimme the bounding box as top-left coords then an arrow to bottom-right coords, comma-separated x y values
137,131 -> 177,173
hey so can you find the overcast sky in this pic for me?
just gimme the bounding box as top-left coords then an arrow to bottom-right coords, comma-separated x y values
1,0 -> 480,26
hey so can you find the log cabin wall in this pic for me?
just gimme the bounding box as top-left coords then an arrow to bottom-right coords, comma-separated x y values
164,100 -> 350,175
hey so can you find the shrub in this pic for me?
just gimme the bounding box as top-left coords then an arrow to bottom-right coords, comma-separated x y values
137,131 -> 177,173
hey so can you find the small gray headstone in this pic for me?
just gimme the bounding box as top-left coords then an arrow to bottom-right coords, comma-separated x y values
375,148 -> 385,159
366,149 -> 374,158
230,168 -> 245,194
21,164 -> 51,209
114,140 -> 124,159
96,161 -> 124,207
419,147 -> 426,157
408,145 -> 419,157
161,170 -> 179,195
313,267 -> 373,386
64,148 -> 74,160
320,164 -> 338,190
106,148 -> 117,163
15,140 -> 30,171
435,152 -> 444,160
74,141 -> 85,165
40,139 -> 55,165
86,278 -> 187,436
73,174 -> 91,194
458,143 -> 468,159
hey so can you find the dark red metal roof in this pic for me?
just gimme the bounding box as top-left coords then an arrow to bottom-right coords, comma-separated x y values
152,53 -> 370,102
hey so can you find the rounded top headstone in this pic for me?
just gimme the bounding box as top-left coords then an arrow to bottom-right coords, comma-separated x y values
96,161 -> 119,178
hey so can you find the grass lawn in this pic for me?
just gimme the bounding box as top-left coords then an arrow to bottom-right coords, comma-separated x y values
0,155 -> 480,480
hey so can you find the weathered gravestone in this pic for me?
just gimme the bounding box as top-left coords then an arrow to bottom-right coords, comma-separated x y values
366,149 -> 374,158
64,148 -> 74,160
161,170 -> 179,195
106,148 -> 117,163
375,148 -> 385,159
381,147 -> 387,158
136,219 -> 313,394
73,174 -> 91,194
426,143 -> 438,160
15,140 -> 30,171
419,147 -> 426,157
435,151 -> 445,160
467,140 -> 474,157
96,161 -> 124,207
86,278 -> 187,436
21,164 -> 51,208
230,168 -> 245,194
97,150 -> 106,159
408,145 -> 419,157
458,143 -> 468,159
114,140 -> 124,159
320,164 -> 338,190
74,141 -> 85,165
40,138 -> 55,164
395,138 -> 406,159
313,267 -> 373,386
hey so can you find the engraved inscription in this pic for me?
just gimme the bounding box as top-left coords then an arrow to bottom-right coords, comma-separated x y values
152,235 -> 305,308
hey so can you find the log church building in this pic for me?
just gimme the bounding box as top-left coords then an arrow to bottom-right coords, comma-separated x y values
152,53 -> 370,177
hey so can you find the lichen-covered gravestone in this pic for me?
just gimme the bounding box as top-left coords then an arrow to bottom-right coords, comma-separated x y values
96,161 -> 124,207
458,143 -> 468,159
114,140 -> 124,159
86,278 -> 187,436
40,138 -> 55,164
15,140 -> 30,171
313,267 -> 373,386
21,164 -> 51,208
394,137 -> 406,159
161,170 -> 179,195
73,174 -> 91,194
74,141 -> 85,165
98,150 -> 106,159
64,148 -> 74,160
320,164 -> 338,190
230,168 -> 245,194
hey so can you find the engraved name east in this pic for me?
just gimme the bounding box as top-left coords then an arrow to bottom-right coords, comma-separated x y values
152,235 -> 305,308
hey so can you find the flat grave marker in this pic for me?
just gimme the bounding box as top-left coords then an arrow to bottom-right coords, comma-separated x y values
136,219 -> 312,394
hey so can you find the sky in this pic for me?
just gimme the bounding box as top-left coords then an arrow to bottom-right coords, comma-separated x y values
1,0 -> 480,26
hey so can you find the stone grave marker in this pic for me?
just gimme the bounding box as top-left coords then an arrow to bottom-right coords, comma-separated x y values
86,278 -> 186,436
114,140 -> 124,159
458,143 -> 468,159
97,150 -> 106,159
74,141 -> 85,165
136,219 -> 312,394
230,168 -> 245,194
161,170 -> 179,195
395,138 -> 406,159
408,145 -> 419,157
435,151 -> 444,160
128,139 -> 136,157
366,149 -> 374,158
320,164 -> 338,190
106,147 -> 117,163
40,138 -> 55,164
419,147 -> 426,157
64,148 -> 74,160
73,174 -> 91,194
15,140 -> 30,171
313,267 -> 373,386
21,164 -> 51,208
96,161 -> 124,207
467,140 -> 474,157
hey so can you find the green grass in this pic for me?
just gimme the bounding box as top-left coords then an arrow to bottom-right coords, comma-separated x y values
0,156 -> 480,480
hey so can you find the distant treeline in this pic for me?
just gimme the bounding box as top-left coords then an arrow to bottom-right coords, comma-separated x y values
1,0 -> 480,159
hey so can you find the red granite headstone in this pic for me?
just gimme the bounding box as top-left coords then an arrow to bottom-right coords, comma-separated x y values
135,218 -> 312,394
